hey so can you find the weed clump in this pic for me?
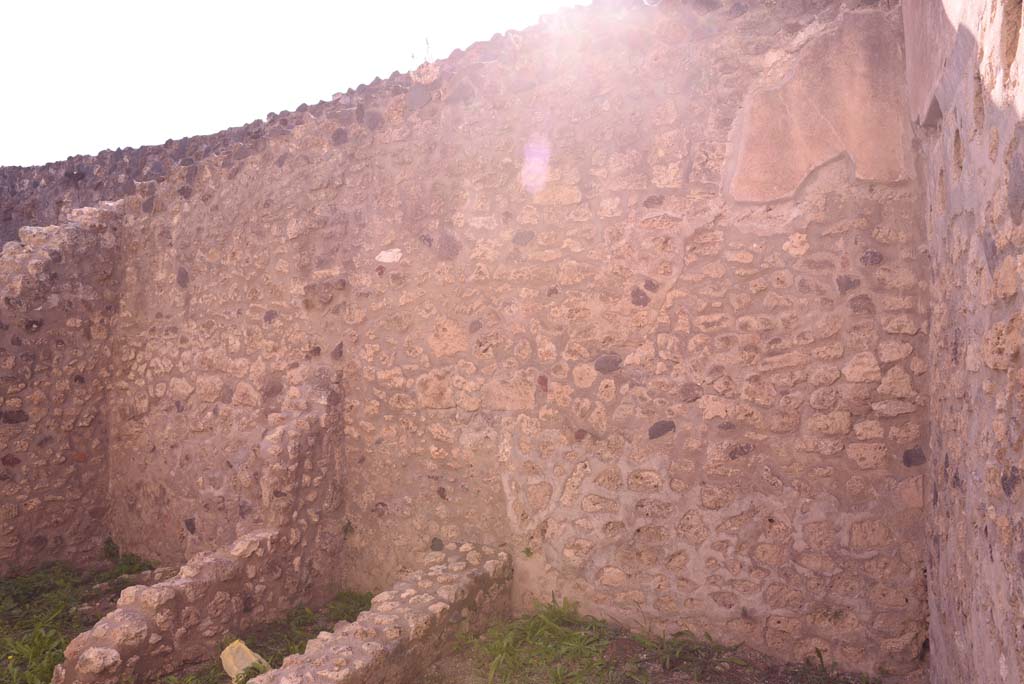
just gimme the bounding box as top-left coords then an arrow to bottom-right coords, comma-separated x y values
633,629 -> 747,681
1,545 -> 154,684
473,599 -> 637,684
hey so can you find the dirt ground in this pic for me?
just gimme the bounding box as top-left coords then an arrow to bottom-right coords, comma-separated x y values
422,639 -> 929,684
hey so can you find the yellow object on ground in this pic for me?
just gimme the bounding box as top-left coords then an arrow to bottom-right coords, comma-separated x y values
220,639 -> 270,681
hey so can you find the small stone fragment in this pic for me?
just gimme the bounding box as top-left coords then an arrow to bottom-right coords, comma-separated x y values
375,248 -> 403,263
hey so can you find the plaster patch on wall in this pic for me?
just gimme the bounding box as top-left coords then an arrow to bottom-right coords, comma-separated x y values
729,11 -> 913,202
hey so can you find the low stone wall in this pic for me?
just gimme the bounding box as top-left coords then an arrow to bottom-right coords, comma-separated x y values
54,529 -> 290,683
0,203 -> 121,576
54,377 -> 346,683
253,542 -> 513,684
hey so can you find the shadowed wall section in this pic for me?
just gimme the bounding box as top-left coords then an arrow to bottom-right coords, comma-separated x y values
904,1 -> 1024,683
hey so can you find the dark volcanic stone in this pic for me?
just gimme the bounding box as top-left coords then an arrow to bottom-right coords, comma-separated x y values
176,267 -> 189,288
860,249 -> 884,266
407,85 -> 432,110
680,383 -> 702,402
437,232 -> 462,260
364,110 -> 384,130
648,420 -> 676,440
1,410 -> 29,424
728,443 -> 754,458
1001,467 -> 1020,496
261,378 -> 284,399
184,517 -> 197,534
902,447 -> 926,467
1009,131 -> 1024,224
836,275 -> 861,293
594,353 -> 622,373
849,294 -> 875,314
512,230 -> 535,245
430,537 -> 444,551
631,287 -> 650,306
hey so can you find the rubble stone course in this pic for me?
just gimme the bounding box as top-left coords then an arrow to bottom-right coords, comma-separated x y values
252,543 -> 512,684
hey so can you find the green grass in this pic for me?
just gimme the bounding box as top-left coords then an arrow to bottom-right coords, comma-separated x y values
467,600 -> 878,684
233,661 -> 269,684
0,557 -> 370,684
472,599 -> 642,684
0,546 -> 154,684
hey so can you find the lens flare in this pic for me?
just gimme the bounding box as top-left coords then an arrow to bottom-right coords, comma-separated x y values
520,133 -> 551,195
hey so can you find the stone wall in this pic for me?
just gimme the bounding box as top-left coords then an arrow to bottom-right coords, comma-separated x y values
0,203 -> 121,575
904,1 -> 1024,683
104,187 -> 349,570
254,542 -> 512,684
38,1 -> 925,676
2,0 -> 936,680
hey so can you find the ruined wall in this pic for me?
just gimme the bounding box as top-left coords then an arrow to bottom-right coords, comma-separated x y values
904,1 -> 1024,683
0,119 -> 281,245
56,381 -> 351,683
1,0 -> 934,678
0,203 -> 120,575
56,529 -> 305,683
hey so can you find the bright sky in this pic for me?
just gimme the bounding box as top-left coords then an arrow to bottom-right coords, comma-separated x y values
1,0 -> 585,168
